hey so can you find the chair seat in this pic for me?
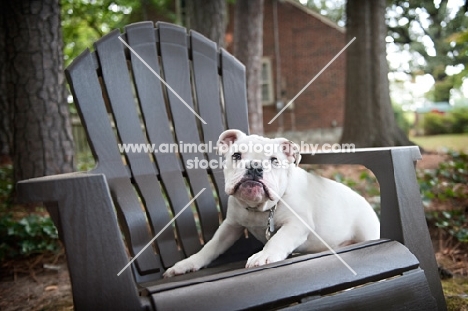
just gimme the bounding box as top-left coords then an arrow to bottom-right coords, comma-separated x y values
143,240 -> 437,310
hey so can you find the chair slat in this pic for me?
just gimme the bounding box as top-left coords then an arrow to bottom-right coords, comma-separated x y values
124,22 -> 192,268
65,49 -> 162,275
286,270 -> 437,311
66,52 -> 127,177
93,30 -> 157,178
220,49 -> 249,133
94,30 -> 177,274
122,22 -> 205,258
190,30 -> 229,217
148,240 -> 424,310
157,22 -> 220,246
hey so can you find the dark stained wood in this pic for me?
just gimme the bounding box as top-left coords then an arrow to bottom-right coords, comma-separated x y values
63,46 -> 159,271
148,240 -> 425,310
157,22 -> 219,247
17,173 -> 143,310
286,270 -> 437,311
189,29 -> 229,217
124,21 -> 187,268
93,30 -> 165,275
391,148 -> 446,309
220,49 -> 249,133
65,50 -> 127,176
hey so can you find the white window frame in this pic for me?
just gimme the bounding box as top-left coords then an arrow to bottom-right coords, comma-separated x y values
261,57 -> 275,105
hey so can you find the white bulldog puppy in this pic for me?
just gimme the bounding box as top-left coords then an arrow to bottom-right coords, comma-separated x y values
163,130 -> 380,277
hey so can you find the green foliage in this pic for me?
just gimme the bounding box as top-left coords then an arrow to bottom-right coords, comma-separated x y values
0,213 -> 60,261
0,165 -> 60,262
426,210 -> 468,243
387,1 -> 468,102
61,0 -> 176,67
76,151 -> 96,171
393,104 -> 411,135
423,113 -> 453,135
0,165 -> 13,209
418,151 -> 468,202
61,0 -> 139,66
423,107 -> 468,135
419,151 -> 468,243
450,107 -> 468,134
432,79 -> 455,103
0,147 -> 99,263
299,0 -> 346,27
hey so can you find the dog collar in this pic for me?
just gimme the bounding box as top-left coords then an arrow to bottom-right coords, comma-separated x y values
265,204 -> 278,241
245,207 -> 260,212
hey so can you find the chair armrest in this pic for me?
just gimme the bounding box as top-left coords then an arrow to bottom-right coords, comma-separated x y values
300,146 -> 445,310
300,146 -> 422,242
17,173 -> 145,310
17,172 -> 97,203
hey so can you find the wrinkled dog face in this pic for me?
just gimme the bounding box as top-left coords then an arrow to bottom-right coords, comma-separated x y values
217,130 -> 301,210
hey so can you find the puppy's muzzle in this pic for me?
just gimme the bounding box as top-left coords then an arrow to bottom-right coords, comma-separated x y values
246,162 -> 263,179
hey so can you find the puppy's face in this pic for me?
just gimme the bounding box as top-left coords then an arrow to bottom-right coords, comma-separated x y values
217,130 -> 301,210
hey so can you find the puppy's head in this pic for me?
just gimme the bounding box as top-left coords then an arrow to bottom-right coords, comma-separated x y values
217,129 -> 300,210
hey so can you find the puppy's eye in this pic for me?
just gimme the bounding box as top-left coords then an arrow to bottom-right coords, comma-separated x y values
270,157 -> 279,165
232,153 -> 241,161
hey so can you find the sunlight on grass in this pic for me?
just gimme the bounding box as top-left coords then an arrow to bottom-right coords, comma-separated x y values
410,134 -> 468,152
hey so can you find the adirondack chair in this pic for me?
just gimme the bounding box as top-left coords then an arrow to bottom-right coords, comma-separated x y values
17,21 -> 446,310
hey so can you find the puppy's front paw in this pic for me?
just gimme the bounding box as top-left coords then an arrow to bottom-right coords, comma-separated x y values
246,250 -> 286,268
163,258 -> 201,278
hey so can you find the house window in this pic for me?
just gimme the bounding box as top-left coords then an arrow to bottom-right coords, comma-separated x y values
261,57 -> 274,105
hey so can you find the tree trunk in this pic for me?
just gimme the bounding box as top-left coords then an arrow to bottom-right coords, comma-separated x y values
0,13 -> 11,163
340,0 -> 412,147
3,0 -> 74,182
233,0 -> 264,135
185,0 -> 226,48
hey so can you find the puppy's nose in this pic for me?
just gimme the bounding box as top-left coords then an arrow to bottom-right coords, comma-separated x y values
247,162 -> 263,178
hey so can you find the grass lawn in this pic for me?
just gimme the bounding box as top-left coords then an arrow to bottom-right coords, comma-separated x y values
410,133 -> 468,152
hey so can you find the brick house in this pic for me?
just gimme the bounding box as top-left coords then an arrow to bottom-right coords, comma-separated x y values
226,0 -> 346,143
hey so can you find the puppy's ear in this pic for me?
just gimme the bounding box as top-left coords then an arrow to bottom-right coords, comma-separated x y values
278,139 -> 301,166
217,130 -> 246,155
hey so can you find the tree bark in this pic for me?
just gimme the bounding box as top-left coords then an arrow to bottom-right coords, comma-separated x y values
340,0 -> 412,147
233,0 -> 264,135
0,13 -> 11,163
2,0 -> 74,182
185,0 -> 226,48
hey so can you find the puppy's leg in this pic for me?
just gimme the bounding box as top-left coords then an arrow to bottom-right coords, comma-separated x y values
164,221 -> 244,277
246,223 -> 308,268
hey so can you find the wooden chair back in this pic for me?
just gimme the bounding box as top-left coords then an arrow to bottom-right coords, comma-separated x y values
66,21 -> 256,282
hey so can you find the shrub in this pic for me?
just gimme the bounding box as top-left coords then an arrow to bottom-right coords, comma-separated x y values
426,210 -> 468,243
418,151 -> 468,202
422,106 -> 468,135
0,213 -> 60,261
423,112 -> 453,135
419,151 -> 468,243
0,164 -> 60,262
451,106 -> 468,134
